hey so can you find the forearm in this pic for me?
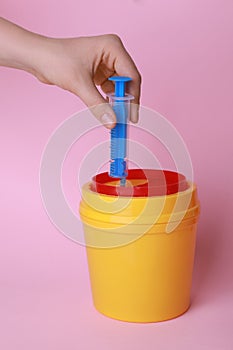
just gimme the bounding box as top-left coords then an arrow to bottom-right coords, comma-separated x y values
0,17 -> 49,75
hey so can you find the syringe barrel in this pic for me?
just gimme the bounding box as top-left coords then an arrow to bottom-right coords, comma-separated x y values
108,94 -> 133,178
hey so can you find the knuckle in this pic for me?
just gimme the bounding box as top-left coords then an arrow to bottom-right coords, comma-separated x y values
132,71 -> 142,84
105,33 -> 122,45
136,72 -> 142,83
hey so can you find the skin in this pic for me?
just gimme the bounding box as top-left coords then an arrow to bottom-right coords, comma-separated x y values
0,17 -> 141,129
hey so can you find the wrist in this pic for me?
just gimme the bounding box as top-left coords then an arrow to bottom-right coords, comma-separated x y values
0,18 -> 52,77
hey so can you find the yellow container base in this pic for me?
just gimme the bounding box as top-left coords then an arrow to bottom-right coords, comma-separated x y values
80,180 -> 200,322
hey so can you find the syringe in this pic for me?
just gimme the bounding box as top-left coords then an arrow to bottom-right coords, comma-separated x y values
107,76 -> 134,186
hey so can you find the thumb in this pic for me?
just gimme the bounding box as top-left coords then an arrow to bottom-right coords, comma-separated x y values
73,77 -> 116,129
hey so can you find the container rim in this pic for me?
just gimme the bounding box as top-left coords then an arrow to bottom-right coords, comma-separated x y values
91,169 -> 189,197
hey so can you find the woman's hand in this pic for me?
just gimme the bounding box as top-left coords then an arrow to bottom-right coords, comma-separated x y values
0,18 -> 141,128
33,35 -> 141,128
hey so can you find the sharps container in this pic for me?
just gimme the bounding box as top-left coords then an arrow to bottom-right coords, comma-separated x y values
79,169 -> 200,322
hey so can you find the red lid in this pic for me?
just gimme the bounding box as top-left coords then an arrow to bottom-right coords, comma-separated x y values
90,169 -> 189,197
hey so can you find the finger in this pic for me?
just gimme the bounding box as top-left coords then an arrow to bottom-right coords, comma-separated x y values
130,101 -> 140,124
71,76 -> 116,129
113,47 -> 141,123
100,80 -> 115,95
127,75 -> 141,123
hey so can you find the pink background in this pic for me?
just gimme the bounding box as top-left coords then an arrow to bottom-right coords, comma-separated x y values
1,0 -> 233,349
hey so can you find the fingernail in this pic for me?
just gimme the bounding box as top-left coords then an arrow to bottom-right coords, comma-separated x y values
101,113 -> 115,128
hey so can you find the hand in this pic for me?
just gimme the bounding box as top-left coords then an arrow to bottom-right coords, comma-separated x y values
33,35 -> 141,128
0,18 -> 141,129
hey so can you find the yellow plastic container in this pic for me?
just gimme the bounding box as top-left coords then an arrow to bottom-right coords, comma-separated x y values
79,170 -> 200,323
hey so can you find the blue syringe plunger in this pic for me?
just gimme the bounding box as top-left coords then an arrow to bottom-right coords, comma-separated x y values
108,76 -> 133,181
109,76 -> 132,97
